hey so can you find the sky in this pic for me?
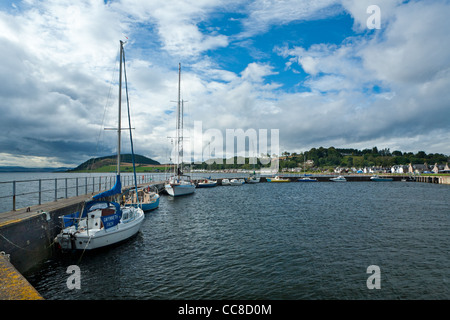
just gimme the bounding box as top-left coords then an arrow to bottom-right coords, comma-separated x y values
0,0 -> 449,167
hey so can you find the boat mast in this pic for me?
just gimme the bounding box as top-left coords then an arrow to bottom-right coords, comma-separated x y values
117,41 -> 124,176
176,63 -> 181,176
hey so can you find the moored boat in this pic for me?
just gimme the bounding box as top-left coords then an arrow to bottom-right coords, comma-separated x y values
196,178 -> 217,188
230,178 -> 244,186
245,172 -> 260,183
330,175 -> 347,182
267,176 -> 290,182
165,64 -> 195,197
370,175 -> 393,181
125,186 -> 160,211
55,41 -> 144,251
297,177 -> 318,182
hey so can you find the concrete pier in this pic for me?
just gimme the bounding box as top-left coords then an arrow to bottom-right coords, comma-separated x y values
0,181 -> 166,274
0,180 -> 166,300
0,252 -> 43,300
415,175 -> 450,185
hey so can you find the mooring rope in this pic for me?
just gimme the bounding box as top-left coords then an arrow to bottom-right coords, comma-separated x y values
77,235 -> 93,265
0,232 -> 33,251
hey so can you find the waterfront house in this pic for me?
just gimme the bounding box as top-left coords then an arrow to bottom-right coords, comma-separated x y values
408,163 -> 430,174
444,163 -> 450,173
432,163 -> 450,174
391,165 -> 409,174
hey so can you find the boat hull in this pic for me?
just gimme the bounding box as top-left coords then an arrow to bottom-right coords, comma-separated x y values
245,176 -> 260,183
126,193 -> 160,212
196,181 -> 217,188
55,209 -> 145,251
330,176 -> 347,182
165,183 -> 196,196
230,179 -> 244,186
140,197 -> 160,211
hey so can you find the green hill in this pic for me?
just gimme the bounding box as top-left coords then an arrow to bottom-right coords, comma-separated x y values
69,154 -> 160,172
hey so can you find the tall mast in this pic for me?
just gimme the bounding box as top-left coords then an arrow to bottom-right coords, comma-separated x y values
176,63 -> 181,175
181,99 -> 184,168
117,41 -> 124,175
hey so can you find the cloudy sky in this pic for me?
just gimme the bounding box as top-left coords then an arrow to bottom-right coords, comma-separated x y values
1,0 -> 449,167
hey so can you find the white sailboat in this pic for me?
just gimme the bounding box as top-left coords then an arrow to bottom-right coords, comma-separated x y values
330,175 -> 347,182
55,41 -> 144,251
165,64 -> 196,197
196,178 -> 217,188
230,178 -> 244,186
370,175 -> 393,181
245,144 -> 260,183
297,155 -> 317,182
245,171 -> 260,183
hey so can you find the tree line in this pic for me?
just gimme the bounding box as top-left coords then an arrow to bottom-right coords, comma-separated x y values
191,147 -> 449,170
282,147 -> 449,170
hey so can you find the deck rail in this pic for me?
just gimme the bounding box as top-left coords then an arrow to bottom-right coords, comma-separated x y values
0,174 -> 157,213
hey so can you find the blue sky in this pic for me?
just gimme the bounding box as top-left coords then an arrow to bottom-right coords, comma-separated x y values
0,0 -> 449,167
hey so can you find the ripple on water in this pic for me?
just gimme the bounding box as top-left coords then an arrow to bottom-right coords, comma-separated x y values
26,182 -> 450,300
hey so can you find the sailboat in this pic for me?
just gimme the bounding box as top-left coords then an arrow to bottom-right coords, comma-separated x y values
245,149 -> 260,183
330,175 -> 347,182
267,176 -> 290,182
196,177 -> 217,188
370,175 -> 393,182
125,185 -> 160,211
54,41 -> 145,251
245,173 -> 260,183
165,64 -> 196,197
297,155 -> 317,182
196,142 -> 217,188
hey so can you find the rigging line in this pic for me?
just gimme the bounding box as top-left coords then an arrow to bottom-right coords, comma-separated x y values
90,47 -> 121,171
121,44 -> 140,204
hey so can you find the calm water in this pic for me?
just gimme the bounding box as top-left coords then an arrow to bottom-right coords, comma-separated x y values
25,180 -> 449,300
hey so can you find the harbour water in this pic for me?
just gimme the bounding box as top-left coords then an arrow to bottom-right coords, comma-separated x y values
22,178 -> 449,300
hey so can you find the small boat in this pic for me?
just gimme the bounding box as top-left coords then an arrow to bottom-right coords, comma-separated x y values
196,178 -> 217,188
297,177 -> 318,182
330,175 -> 347,182
246,176 -> 260,183
267,176 -> 290,182
370,175 -> 393,182
230,178 -> 244,186
245,172 -> 260,183
125,186 -> 160,211
55,41 -> 144,251
221,179 -> 231,186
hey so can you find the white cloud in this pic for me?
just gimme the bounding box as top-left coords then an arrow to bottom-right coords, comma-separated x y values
1,0 -> 449,169
241,0 -> 340,37
360,1 -> 450,85
115,0 -> 232,58
270,0 -> 450,155
240,62 -> 278,83
340,0 -> 403,31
